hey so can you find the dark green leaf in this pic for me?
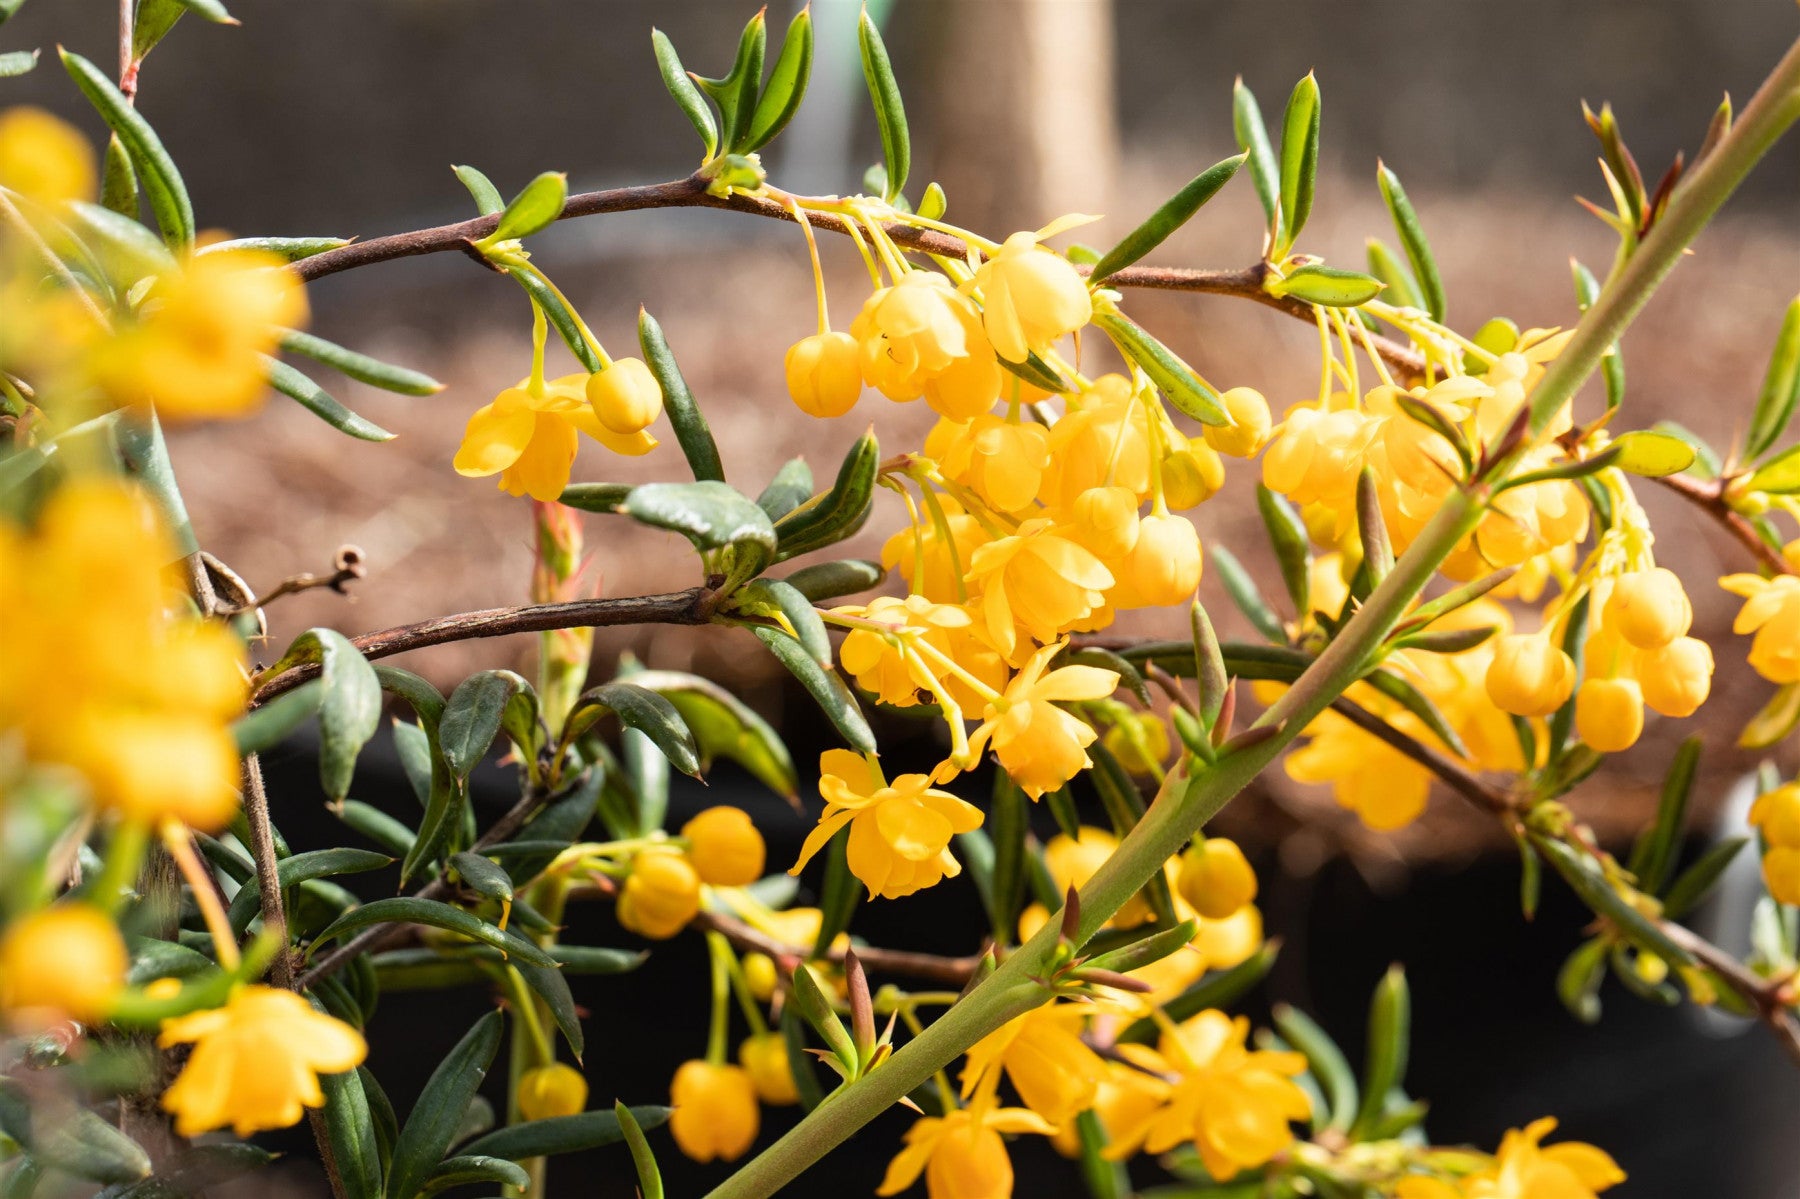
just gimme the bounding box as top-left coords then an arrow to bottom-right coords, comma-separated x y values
1211,546 -> 1285,643
1277,73 -> 1321,254
461,1106 -> 671,1162
637,308 -> 724,482
264,357 -> 396,442
99,132 -> 138,217
309,898 -> 555,968
736,578 -> 830,665
753,625 -> 875,753
335,800 -> 417,857
1065,646 -> 1149,707
1627,736 -> 1699,894
268,628 -> 382,802
613,1102 -> 664,1199
385,1011 -> 504,1199
1350,966 -> 1410,1140
627,669 -> 798,801
441,671 -> 536,781
1532,835 -> 1693,967
318,1058 -> 384,1199
1083,920 -> 1200,976
1089,154 -> 1245,281
59,50 -> 192,246
1364,238 -> 1422,312
1375,164 -> 1445,321
281,331 -> 443,396
858,8 -> 909,201
1231,77 -> 1280,227
1661,836 -> 1751,919
562,682 -> 700,778
1093,311 -> 1226,425
421,1156 -> 527,1196
1747,295 -> 1800,460
757,457 -> 814,521
789,961 -> 855,1070
773,429 -> 879,559
697,10 -> 765,153
782,558 -> 883,603
651,30 -> 718,159
814,825 -> 859,955
1272,1004 -> 1355,1131
228,848 -> 391,935
234,679 -> 324,754
1256,485 -> 1311,619
558,482 -> 633,513
0,1088 -> 151,1184
197,235 -> 351,262
504,266 -> 602,372
623,480 -> 776,563
512,958 -> 583,1060
744,7 -> 813,153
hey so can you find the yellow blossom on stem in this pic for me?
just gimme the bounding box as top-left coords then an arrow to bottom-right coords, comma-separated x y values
1038,377 -> 1155,507
959,1004 -> 1103,1128
786,330 -> 863,417
791,751 -> 983,899
835,595 -> 1007,710
1203,387 -> 1272,458
876,1101 -> 1055,1199
969,230 -> 1093,364
853,271 -> 1000,420
682,806 -> 766,887
455,372 -> 656,503
739,1032 -> 801,1106
963,643 -> 1118,799
1176,838 -> 1258,920
585,356 -> 664,434
158,985 -> 367,1137
1485,634 -> 1577,718
1397,1116 -> 1624,1199
966,520 -> 1113,661
0,107 -> 95,207
669,1059 -> 760,1162
0,904 -> 127,1026
1749,781 -> 1800,906
936,415 -> 1053,514
516,1062 -> 589,1120
616,848 -> 701,939
1574,676 -> 1645,752
882,502 -> 988,605
1719,569 -> 1800,685
1050,1060 -> 1167,1158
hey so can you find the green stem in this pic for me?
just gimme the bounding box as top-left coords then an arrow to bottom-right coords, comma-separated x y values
706,931 -> 732,1065
704,36 -> 1800,1199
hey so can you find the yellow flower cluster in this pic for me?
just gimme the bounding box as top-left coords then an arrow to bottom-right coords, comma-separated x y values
615,806 -> 767,938
455,363 -> 661,503
1720,546 -> 1800,686
1749,780 -> 1800,906
1397,1117 -> 1624,1199
0,480 -> 247,830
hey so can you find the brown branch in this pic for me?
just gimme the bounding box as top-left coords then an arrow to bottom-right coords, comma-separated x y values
289,175 -> 1426,377
1655,471 -> 1796,576
223,545 -> 368,617
253,587 -> 717,702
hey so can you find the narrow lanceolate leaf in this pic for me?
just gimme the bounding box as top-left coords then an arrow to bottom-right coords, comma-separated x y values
1746,295 -> 1800,460
66,201 -> 174,277
440,670 -> 536,781
1612,429 -> 1696,477
651,30 -> 719,159
281,331 -> 443,396
489,171 -> 567,244
986,772 -> 1029,946
1271,1004 -> 1356,1131
1531,835 -> 1693,968
100,133 -> 138,217
1211,545 -> 1286,643
1276,72 -> 1321,254
0,1088 -> 151,1184
789,961 -> 856,1070
504,266 -> 602,372
1572,260 -> 1625,408
318,1059 -> 383,1199
754,625 -> 876,753
744,7 -> 813,152
1093,310 -> 1227,425
858,6 -> 910,202
1232,77 -> 1280,227
512,958 -> 584,1060
1365,238 -> 1423,311
558,483 -> 633,513
1660,836 -> 1751,919
698,9 -> 765,153
1089,153 -> 1245,281
814,826 -> 859,956
385,1011 -> 504,1199
267,629 -> 382,802
772,429 -> 879,559
227,847 -> 392,935
614,1102 -> 665,1199
451,164 -> 505,215
757,457 -> 814,520
421,1157 -> 528,1196
627,669 -> 797,800
562,682 -> 700,777
1376,163 -> 1445,321
1256,485 -> 1311,620
309,898 -> 555,968
1627,736 -> 1699,894
781,558 -> 883,603
624,480 -> 776,562
0,49 -> 38,77
1267,264 -> 1384,308
264,357 -> 396,442
736,578 -> 831,665
198,235 -> 351,262
1556,937 -> 1609,1024
1746,444 -> 1800,495
1351,966 -> 1411,1140
459,1106 -> 672,1162
638,309 -> 725,482
1190,601 -> 1230,731
59,50 -> 193,247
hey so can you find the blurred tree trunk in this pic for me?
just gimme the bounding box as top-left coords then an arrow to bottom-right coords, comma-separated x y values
924,0 -> 1118,236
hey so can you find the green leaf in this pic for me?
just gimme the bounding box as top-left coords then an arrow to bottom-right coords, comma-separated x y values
614,1102 -> 665,1199
627,669 -> 797,801
999,349 -> 1072,394
197,235 -> 351,262
558,482 -> 633,513
335,800 -> 417,857
1651,420 -> 1719,480
1350,966 -> 1410,1140
318,1062 -> 383,1199
780,1003 -> 827,1112
814,823 -> 860,954
281,331 -> 443,396
65,201 -> 175,280
563,681 -> 699,777
459,1106 -> 671,1162
1092,310 -> 1227,425
651,30 -> 719,160
234,679 -> 324,754
757,457 -> 815,521
264,357 -> 396,442
986,771 -> 1029,946
858,7 -> 909,201
744,7 -> 813,153
620,722 -> 670,838
1612,430 -> 1696,477
782,558 -> 883,603
512,957 -> 583,1060
1211,545 -> 1285,643
773,429 -> 879,559
1627,736 -> 1699,895
1746,443 -> 1800,494
1117,940 -> 1279,1043
386,1011 -> 504,1199
1364,238 -> 1422,312
1747,295 -> 1800,460
268,629 -> 382,802
309,898 -> 555,968
623,480 -> 776,566
1571,260 -> 1623,407
1556,936 -> 1609,1024
753,625 -> 875,753
638,308 -> 725,482
1231,77 -> 1280,228
1272,1004 -> 1356,1131
504,266 -> 602,372
440,671 -> 537,781
421,1157 -> 527,1196
452,164 -> 504,216
1532,835 -> 1693,967
486,172 -> 567,243
1065,645 -> 1149,707
1740,680 -> 1800,748
1268,264 -> 1384,308
1375,163 -> 1445,321
0,49 -> 37,76
227,847 -> 391,935
790,960 -> 856,1070
698,10 -> 766,153
1276,72 -> 1321,254
448,852 -> 512,906
735,578 -> 829,664
1256,485 -> 1311,619
59,50 -> 193,247
1089,154 -> 1245,281
1084,920 -> 1200,976
99,132 -> 138,217
0,1086 -> 152,1184
1660,836 -> 1750,919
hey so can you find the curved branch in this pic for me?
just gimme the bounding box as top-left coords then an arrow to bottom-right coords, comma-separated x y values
290,174 -> 1427,377
1655,471 -> 1796,576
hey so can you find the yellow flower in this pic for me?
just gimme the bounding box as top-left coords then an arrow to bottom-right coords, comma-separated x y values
158,986 -> 366,1137
1101,711 -> 1170,777
1050,1060 -> 1167,1158
0,904 -> 128,1026
882,503 -> 989,605
1035,827 -> 1148,929
1261,405 -> 1376,513
1417,1117 -> 1625,1199
967,519 -> 1113,661
938,415 -> 1053,514
0,481 -> 245,830
1485,634 -> 1576,718
516,1062 -> 589,1120
0,107 -> 95,207
1106,1010 -> 1310,1181
1282,707 -> 1435,830
1602,567 -> 1691,649
877,1103 -> 1055,1199
681,806 -> 766,887
1161,439 -> 1227,511
1574,677 -> 1644,753
1719,570 -> 1800,684
1203,387 -> 1272,458
964,643 -> 1118,799
89,249 -> 307,421
785,330 -> 863,417
1750,782 -> 1800,906
970,231 -> 1092,364
739,1033 -> 801,1106
1111,512 -> 1202,609
455,372 -> 657,503
960,1005 -> 1103,1127
1039,377 -> 1155,507
853,271 -> 1000,420
1176,838 -> 1258,920
835,595 -> 1007,711
616,849 -> 701,939
669,1060 -> 759,1162
791,751 -> 983,899
1061,485 -> 1141,562
1632,635 -> 1714,718
585,356 -> 664,434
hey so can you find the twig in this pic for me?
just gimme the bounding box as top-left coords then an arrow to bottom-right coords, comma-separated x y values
289,175 -> 1427,378
223,545 -> 368,616
240,754 -> 293,986
1655,471 -> 1796,576
1658,920 -> 1800,1069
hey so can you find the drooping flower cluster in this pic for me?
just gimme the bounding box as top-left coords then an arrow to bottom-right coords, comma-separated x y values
1396,1117 -> 1625,1199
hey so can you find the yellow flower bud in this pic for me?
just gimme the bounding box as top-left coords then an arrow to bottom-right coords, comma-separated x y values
1485,634 -> 1576,717
0,904 -> 127,1025
971,231 -> 1093,363
742,952 -> 778,1001
1574,677 -> 1644,753
0,107 -> 95,207
1603,568 -> 1692,649
1633,636 -> 1714,717
1176,838 -> 1259,919
1750,782 -> 1800,848
1116,513 -> 1202,608
585,357 -> 663,435
681,806 -> 766,887
669,1060 -> 759,1162
784,331 -> 862,418
1203,387 -> 1272,458
1762,847 -> 1800,906
616,850 -> 701,940
1161,441 -> 1226,510
738,1033 -> 800,1106
1065,486 -> 1141,561
516,1062 -> 588,1120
